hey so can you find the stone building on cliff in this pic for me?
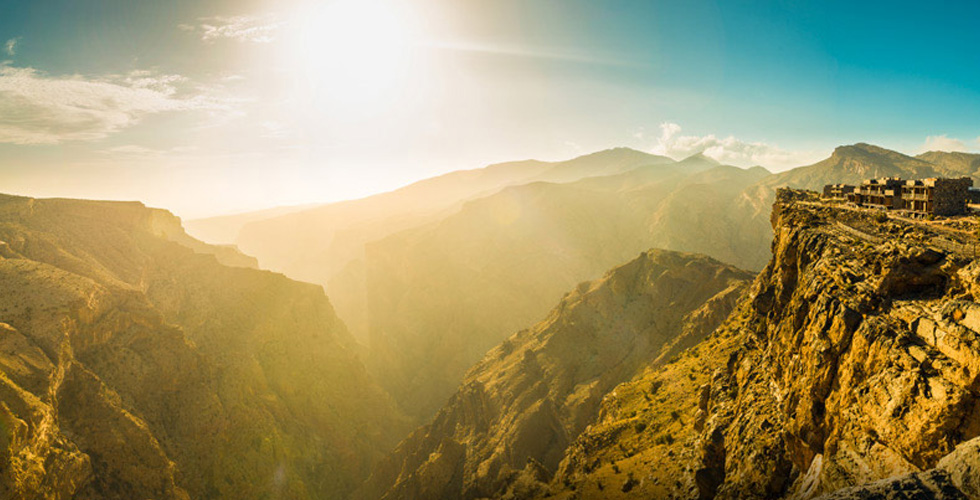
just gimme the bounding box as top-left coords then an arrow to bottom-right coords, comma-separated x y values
825,176 -> 974,216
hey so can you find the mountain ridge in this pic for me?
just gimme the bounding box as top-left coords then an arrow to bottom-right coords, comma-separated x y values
356,248 -> 753,500
0,192 -> 408,499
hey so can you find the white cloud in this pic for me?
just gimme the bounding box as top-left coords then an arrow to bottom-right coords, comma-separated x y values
4,38 -> 18,56
651,122 -> 824,170
0,66 -> 234,145
180,15 -> 281,43
920,134 -> 973,153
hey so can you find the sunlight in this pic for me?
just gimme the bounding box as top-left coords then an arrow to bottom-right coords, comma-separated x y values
287,0 -> 418,118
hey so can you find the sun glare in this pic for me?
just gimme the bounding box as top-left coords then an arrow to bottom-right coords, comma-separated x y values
287,0 -> 417,118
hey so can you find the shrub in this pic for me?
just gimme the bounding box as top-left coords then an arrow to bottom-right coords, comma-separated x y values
622,473 -> 638,493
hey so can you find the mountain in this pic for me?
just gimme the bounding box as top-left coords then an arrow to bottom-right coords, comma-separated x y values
529,147 -> 676,183
916,150 -> 980,179
184,203 -> 317,245
0,193 -> 408,499
191,143 -> 979,425
537,190 -> 980,498
356,249 -> 752,500
226,148 -> 671,340
362,162 -> 772,417
674,152 -> 722,170
231,147 -> 671,281
762,143 -> 941,191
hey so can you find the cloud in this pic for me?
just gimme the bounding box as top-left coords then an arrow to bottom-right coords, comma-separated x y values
651,122 -> 824,169
0,66 -> 234,145
4,38 -> 18,56
920,134 -> 974,153
180,15 -> 281,43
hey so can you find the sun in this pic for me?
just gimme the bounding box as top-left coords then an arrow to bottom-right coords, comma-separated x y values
286,0 -> 418,119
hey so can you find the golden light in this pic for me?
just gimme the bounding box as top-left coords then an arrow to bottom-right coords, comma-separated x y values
286,0 -> 419,119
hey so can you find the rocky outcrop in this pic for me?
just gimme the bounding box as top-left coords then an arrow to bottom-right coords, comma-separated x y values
0,193 -> 408,499
357,249 -> 752,500
544,190 -> 980,499
818,435 -> 980,499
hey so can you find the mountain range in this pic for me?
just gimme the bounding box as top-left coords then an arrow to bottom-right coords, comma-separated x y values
6,143 -> 980,499
187,143 -> 980,419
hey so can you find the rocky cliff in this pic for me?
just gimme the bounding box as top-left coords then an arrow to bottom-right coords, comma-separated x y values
0,193 -> 407,499
357,249 -> 753,500
542,190 -> 980,499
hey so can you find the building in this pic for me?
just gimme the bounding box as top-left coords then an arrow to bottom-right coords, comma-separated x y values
968,187 -> 980,205
901,177 -> 973,215
847,177 -> 904,210
822,183 -> 855,199
846,176 -> 973,216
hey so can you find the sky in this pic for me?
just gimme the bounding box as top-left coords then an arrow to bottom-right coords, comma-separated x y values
1,0 -> 979,217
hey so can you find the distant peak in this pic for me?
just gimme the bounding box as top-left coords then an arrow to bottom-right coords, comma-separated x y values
558,147 -> 675,168
832,143 -> 903,158
918,150 -> 974,157
679,152 -> 721,165
577,147 -> 653,159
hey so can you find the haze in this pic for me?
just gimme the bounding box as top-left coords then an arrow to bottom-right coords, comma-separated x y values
2,0 -> 980,217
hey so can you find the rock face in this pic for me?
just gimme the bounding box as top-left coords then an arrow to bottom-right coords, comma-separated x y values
541,190 -> 980,499
357,249 -> 753,500
0,193 -> 407,499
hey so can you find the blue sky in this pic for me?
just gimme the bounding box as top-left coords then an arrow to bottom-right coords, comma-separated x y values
0,0 -> 978,216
